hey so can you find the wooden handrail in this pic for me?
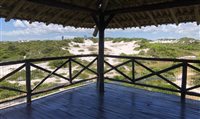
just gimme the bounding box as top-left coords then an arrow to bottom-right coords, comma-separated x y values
104,55 -> 200,101
0,54 -> 199,104
105,55 -> 200,63
0,55 -> 98,104
0,54 -> 98,66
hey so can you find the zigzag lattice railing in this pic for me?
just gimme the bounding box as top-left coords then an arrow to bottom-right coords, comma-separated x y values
0,55 -> 98,105
104,55 -> 200,100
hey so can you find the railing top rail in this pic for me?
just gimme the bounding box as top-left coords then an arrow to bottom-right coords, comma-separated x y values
0,54 -> 200,66
105,55 -> 200,63
0,54 -> 98,66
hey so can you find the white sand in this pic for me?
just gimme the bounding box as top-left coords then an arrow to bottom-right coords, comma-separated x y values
68,40 -> 143,65
68,40 -> 141,56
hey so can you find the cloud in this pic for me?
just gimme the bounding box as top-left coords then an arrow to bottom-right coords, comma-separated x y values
2,20 -> 93,36
13,20 -> 26,28
2,20 -> 200,40
106,22 -> 200,39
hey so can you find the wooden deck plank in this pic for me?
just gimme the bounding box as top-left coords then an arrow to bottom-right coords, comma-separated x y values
0,83 -> 200,119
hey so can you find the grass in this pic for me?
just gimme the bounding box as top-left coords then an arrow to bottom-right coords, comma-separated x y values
0,37 -> 200,101
0,82 -> 24,100
7,69 -> 46,81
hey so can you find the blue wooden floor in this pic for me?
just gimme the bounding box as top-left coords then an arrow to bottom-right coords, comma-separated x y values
0,83 -> 200,119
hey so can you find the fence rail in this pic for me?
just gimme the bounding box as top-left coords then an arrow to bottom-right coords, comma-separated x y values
0,54 -> 200,105
0,55 -> 98,105
104,55 -> 200,100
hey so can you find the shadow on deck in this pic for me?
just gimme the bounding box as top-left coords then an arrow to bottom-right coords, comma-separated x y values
0,83 -> 200,119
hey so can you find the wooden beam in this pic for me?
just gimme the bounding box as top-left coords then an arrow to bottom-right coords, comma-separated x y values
105,0 -> 200,15
93,28 -> 99,37
27,0 -> 96,14
169,9 -> 179,25
93,0 -> 109,37
46,10 -> 65,25
5,0 -> 25,22
194,6 -> 200,25
104,14 -> 115,29
101,0 -> 109,12
97,13 -> 105,92
92,15 -> 99,36
92,15 -> 99,27
146,11 -> 158,26
93,14 -> 114,36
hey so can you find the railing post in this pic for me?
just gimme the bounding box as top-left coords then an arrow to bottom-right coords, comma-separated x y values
132,59 -> 135,83
69,58 -> 72,84
181,62 -> 187,102
26,61 -> 31,105
96,56 -> 99,88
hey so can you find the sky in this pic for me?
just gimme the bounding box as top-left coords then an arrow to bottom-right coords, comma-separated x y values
0,18 -> 200,41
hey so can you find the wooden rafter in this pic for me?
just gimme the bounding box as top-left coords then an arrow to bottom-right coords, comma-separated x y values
146,11 -> 158,26
169,9 -> 179,25
29,6 -> 50,23
127,13 -> 141,28
105,0 -> 200,15
64,12 -> 80,26
1,0 -> 200,28
78,0 -> 97,26
194,6 -> 200,25
5,0 -> 25,22
113,18 -> 123,28
46,10 -> 65,25
104,14 -> 115,29
27,0 -> 96,14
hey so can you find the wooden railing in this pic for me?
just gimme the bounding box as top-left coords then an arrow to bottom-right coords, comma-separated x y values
0,55 -> 98,105
0,54 -> 200,105
104,55 -> 200,101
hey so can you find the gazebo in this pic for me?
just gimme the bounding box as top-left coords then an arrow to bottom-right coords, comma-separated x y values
0,0 -> 200,119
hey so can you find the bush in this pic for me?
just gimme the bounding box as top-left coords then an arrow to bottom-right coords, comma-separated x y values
72,37 -> 84,43
48,60 -> 68,69
0,82 -> 24,100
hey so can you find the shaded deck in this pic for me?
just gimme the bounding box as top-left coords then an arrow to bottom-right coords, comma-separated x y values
0,83 -> 200,119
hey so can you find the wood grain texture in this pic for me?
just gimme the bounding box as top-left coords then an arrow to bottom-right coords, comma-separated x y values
1,1 -> 200,28
0,83 -> 199,119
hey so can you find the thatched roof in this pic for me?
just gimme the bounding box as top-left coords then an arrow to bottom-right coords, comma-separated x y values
1,0 -> 200,28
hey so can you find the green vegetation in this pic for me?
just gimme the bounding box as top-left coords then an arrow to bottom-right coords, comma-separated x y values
0,37 -> 199,62
136,37 -> 200,58
48,60 -> 68,69
7,69 -> 46,81
0,40 -> 72,62
0,82 -> 24,100
0,37 -> 200,101
107,37 -> 148,43
72,37 -> 84,43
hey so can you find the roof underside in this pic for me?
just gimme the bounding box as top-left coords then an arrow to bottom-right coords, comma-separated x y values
1,0 -> 200,29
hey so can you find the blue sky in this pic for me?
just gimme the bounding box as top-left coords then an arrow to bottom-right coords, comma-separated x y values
0,18 -> 200,41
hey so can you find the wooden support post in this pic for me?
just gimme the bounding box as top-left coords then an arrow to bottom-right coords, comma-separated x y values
69,58 -> 72,84
26,61 -> 31,105
181,62 -> 187,102
132,59 -> 135,83
97,14 -> 105,93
